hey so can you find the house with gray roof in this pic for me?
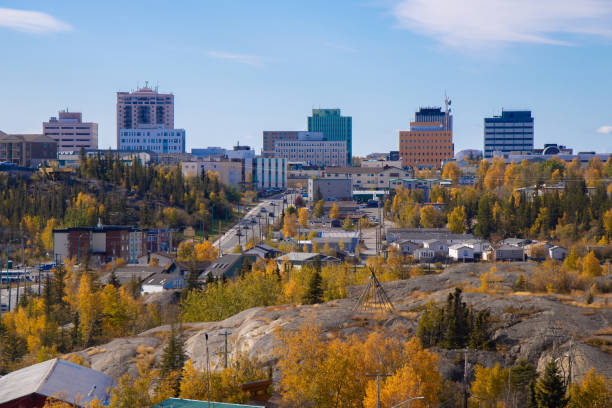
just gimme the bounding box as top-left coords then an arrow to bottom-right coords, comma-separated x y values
276,252 -> 340,269
385,228 -> 473,245
0,358 -> 114,407
245,243 -> 283,260
201,254 -> 246,281
141,272 -> 186,294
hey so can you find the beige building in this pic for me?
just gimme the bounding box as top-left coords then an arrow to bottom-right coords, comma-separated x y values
182,159 -> 243,186
43,111 -> 98,151
274,138 -> 347,167
286,162 -> 325,188
323,166 -> 412,190
361,159 -> 403,168
0,132 -> 57,167
116,86 -> 174,146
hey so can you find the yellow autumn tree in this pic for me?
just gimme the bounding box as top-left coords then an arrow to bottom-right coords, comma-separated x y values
582,251 -> 603,277
604,209 -> 612,239
567,368 -> 612,408
330,203 -> 340,219
77,273 -> 99,347
363,337 -> 441,408
442,161 -> 462,183
298,207 -> 309,228
419,206 -> 436,228
447,205 -> 467,234
470,363 -> 509,407
282,213 -> 297,238
41,218 -> 59,252
194,240 -> 218,261
177,241 -> 195,261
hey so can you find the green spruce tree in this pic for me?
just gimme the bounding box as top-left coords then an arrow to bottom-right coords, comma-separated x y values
535,359 -> 568,408
303,263 -> 323,305
160,324 -> 186,377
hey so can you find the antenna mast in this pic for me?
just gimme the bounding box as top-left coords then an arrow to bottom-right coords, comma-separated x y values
444,93 -> 452,131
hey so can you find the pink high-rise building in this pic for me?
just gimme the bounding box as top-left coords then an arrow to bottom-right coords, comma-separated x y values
116,86 -> 174,147
43,111 -> 98,152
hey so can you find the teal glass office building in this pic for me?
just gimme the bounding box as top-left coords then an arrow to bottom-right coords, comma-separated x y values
307,109 -> 352,165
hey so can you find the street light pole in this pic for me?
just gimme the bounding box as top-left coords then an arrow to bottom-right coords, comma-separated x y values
366,372 -> 390,408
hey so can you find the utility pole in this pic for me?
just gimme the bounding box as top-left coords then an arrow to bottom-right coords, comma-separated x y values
205,333 -> 210,408
366,372 -> 390,408
463,349 -> 469,408
220,329 -> 232,369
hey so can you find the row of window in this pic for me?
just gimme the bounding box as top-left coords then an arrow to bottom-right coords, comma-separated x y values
485,122 -> 533,127
277,149 -> 342,153
402,145 -> 452,150
120,138 -> 181,144
121,131 -> 182,137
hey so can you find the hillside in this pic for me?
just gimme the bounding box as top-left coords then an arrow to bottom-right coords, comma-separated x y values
72,262 -> 612,384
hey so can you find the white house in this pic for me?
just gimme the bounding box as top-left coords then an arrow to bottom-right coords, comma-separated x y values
141,273 -> 186,294
549,246 -> 568,261
414,248 -> 435,262
493,246 -> 525,261
449,244 -> 474,262
423,239 -> 448,257
463,239 -> 491,257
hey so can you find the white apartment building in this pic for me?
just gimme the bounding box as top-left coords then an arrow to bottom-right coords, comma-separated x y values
253,157 -> 287,190
118,125 -> 185,153
274,140 -> 347,167
43,111 -> 98,151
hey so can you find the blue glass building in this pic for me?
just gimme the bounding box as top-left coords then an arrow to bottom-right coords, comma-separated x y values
307,108 -> 352,165
483,110 -> 534,158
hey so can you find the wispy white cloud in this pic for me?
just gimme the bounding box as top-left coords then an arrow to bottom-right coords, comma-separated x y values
597,125 -> 612,135
0,8 -> 71,33
391,0 -> 612,50
208,51 -> 264,67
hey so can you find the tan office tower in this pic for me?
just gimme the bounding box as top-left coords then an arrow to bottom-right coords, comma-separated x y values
43,111 -> 98,151
116,86 -> 174,147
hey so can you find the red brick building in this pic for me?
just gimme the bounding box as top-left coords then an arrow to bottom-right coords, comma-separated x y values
399,106 -> 454,168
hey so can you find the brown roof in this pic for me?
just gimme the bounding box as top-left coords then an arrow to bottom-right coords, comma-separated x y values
0,133 -> 56,143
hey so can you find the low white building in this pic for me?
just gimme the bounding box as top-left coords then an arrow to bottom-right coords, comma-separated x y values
118,124 -> 185,153
141,273 -> 185,294
549,246 -> 568,261
449,244 -> 474,261
324,166 -> 412,190
414,248 -> 435,262
423,239 -> 448,256
253,157 -> 287,190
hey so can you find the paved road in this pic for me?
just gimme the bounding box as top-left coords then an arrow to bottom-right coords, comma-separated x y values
358,205 -> 395,259
1,284 -> 43,312
214,191 -> 302,254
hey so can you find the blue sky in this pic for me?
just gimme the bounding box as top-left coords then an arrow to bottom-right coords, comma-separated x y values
1,0 -> 611,155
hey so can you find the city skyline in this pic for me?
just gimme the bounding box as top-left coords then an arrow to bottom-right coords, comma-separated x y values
1,1 -> 612,155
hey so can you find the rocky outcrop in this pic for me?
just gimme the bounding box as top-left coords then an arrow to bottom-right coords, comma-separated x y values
74,262 -> 612,382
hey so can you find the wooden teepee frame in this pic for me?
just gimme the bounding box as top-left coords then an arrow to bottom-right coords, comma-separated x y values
352,266 -> 395,314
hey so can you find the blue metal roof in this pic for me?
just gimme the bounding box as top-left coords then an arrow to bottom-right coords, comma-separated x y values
153,398 -> 264,408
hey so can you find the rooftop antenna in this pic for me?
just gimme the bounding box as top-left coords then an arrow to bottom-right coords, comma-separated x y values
352,266 -> 395,314
444,92 -> 452,131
